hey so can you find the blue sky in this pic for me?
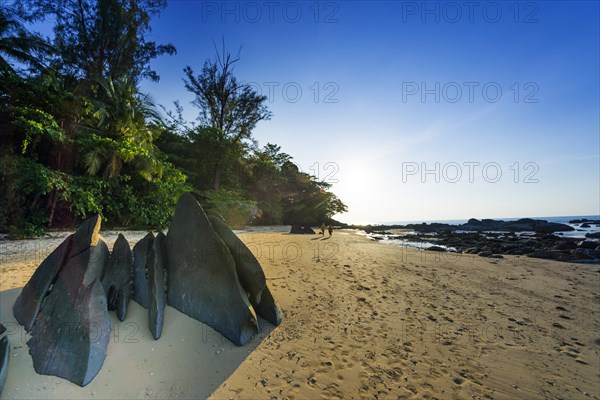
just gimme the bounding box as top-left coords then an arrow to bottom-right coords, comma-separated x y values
137,1 -> 599,223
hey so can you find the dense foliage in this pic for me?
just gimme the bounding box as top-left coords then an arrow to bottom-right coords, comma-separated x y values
0,1 -> 346,236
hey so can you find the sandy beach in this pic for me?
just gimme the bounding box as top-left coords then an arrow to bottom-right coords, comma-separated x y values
1,229 -> 599,399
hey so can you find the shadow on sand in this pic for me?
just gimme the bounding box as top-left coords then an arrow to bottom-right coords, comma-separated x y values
0,287 -> 273,399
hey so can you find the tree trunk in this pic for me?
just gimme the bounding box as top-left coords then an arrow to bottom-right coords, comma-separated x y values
48,117 -> 77,228
47,188 -> 57,228
213,165 -> 222,190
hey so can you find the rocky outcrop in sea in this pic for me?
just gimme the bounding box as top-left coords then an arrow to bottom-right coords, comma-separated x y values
356,218 -> 600,263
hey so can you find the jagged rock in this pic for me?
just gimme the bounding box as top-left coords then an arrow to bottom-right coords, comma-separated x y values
102,234 -> 133,321
0,334 -> 9,396
427,246 -> 446,252
570,219 -> 600,224
532,221 -> 575,234
527,250 -> 569,261
209,213 -> 282,326
26,215 -> 111,387
13,235 -> 73,331
571,248 -> 598,260
251,285 -> 283,326
290,225 -> 316,234
209,214 -> 266,304
132,232 -> 154,309
13,215 -> 105,332
396,218 -> 575,234
148,232 -> 167,340
165,193 -> 258,346
586,232 -> 600,239
514,246 -> 536,255
0,324 -> 4,335
554,241 -> 577,251
577,240 -> 598,250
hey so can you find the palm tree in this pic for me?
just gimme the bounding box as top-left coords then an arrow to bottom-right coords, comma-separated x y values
83,76 -> 164,180
0,6 -> 48,72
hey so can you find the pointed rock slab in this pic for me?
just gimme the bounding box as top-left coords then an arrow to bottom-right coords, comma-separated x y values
26,216 -> 111,387
13,215 -> 103,331
252,285 -> 283,326
148,232 -> 167,340
132,232 -> 154,309
208,214 -> 266,304
166,193 -> 258,346
0,334 -> 9,397
102,234 -> 133,321
13,235 -> 73,331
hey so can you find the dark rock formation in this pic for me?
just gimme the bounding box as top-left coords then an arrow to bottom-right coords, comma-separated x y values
209,214 -> 267,304
0,333 -> 9,397
571,248 -> 599,260
0,324 -> 4,335
529,221 -> 574,234
527,250 -> 571,261
102,234 -> 133,321
427,246 -> 446,252
554,241 -> 577,251
148,232 -> 167,340
459,218 -> 575,233
13,235 -> 73,331
166,193 -> 258,346
367,228 -> 600,263
478,252 -> 503,259
26,215 -> 111,387
577,240 -> 598,250
359,218 -> 575,234
290,225 -> 316,234
209,213 -> 283,326
251,285 -> 283,326
586,232 -> 600,239
132,232 -> 154,309
570,219 -> 600,224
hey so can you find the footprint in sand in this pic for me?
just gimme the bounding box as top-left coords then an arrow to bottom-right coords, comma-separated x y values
556,341 -> 589,365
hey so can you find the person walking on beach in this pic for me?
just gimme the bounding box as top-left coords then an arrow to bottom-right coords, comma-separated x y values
328,225 -> 333,237
320,223 -> 326,236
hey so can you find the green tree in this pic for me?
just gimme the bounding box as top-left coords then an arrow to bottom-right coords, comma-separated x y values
0,70 -> 71,232
81,76 -> 163,180
241,144 -> 288,224
1,1 -> 186,233
242,143 -> 348,225
17,0 -> 175,82
183,45 -> 271,189
0,5 -> 49,73
15,0 -> 176,178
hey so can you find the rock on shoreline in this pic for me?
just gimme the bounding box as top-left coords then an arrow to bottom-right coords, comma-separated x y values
371,231 -> 600,262
356,218 -> 576,234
